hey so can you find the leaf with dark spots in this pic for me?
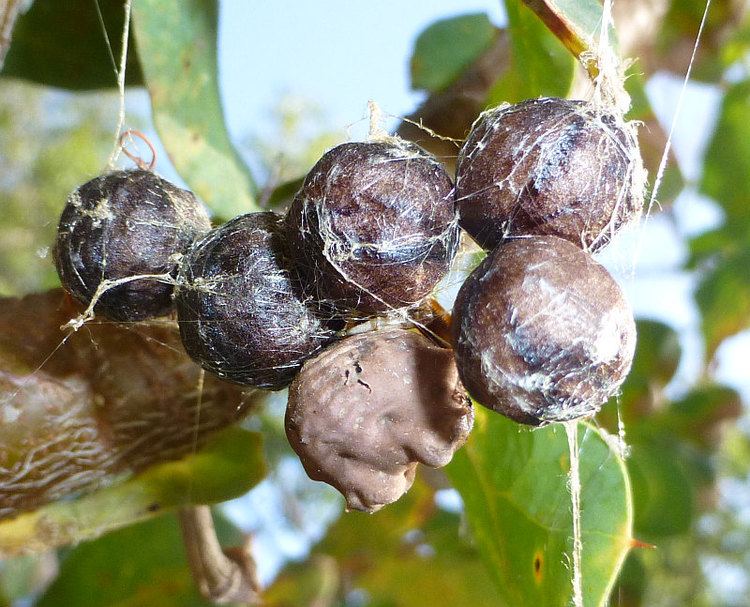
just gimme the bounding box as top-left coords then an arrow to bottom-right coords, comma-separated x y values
446,410 -> 632,606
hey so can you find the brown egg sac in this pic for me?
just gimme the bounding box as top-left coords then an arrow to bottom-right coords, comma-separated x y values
175,212 -> 339,390
285,329 -> 473,513
455,97 -> 645,252
54,170 -> 211,321
452,235 -> 636,425
285,140 -> 459,318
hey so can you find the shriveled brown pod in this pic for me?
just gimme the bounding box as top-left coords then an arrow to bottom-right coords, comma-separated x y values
285,140 -> 459,318
286,328 -> 473,512
175,212 -> 339,390
54,169 -> 211,321
0,290 -> 252,520
453,235 -> 636,425
455,97 -> 645,251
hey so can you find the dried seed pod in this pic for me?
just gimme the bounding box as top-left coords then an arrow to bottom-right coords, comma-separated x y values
286,328 -> 473,513
455,97 -> 645,251
285,140 -> 459,318
54,169 -> 211,321
175,212 -> 338,390
453,235 -> 636,425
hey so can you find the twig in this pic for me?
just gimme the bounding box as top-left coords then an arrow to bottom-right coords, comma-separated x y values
179,505 -> 261,605
0,0 -> 24,69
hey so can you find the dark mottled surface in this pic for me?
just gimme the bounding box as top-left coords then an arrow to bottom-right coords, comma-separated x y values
453,235 -> 636,425
285,140 -> 458,318
175,212 -> 338,390
286,328 -> 473,512
54,169 -> 211,321
455,97 -> 644,251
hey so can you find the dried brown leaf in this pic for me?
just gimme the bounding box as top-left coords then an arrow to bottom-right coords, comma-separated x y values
0,289 -> 253,520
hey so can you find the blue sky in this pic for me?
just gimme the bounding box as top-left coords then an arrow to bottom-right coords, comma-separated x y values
219,1 -> 506,142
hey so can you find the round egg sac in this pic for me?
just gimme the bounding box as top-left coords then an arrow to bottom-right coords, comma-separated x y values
175,212 -> 339,390
452,235 -> 636,425
54,169 -> 211,321
455,97 -> 645,251
285,140 -> 459,318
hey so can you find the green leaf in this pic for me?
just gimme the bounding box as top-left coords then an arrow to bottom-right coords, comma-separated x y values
267,477 -> 498,606
0,427 -> 265,557
488,1 -> 576,104
0,553 -> 51,604
629,320 -> 682,390
131,0 -> 258,217
622,320 -> 681,411
617,385 -> 741,540
660,385 -> 742,450
411,14 -> 498,93
445,409 -> 632,607
687,226 -> 745,268
628,443 -> 694,538
700,80 -> 750,232
598,319 -> 681,433
264,176 -> 304,210
721,15 -> 750,69
520,0 -> 602,60
1,0 -> 143,90
37,512 -> 243,607
695,245 -> 750,360
658,0 -> 745,82
611,553 -> 647,607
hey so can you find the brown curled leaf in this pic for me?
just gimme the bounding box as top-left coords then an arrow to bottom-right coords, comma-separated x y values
0,289 -> 255,520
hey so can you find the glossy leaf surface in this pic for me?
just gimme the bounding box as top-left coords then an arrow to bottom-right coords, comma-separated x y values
2,0 -> 143,90
446,409 -> 632,607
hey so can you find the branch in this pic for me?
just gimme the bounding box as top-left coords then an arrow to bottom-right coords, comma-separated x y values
179,506 -> 261,605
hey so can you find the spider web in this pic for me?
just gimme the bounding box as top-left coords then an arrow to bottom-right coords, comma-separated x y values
0,2 -> 714,602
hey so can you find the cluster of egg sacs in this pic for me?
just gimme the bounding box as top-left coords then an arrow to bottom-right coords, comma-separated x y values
54,97 -> 643,512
